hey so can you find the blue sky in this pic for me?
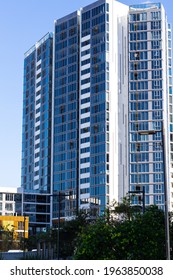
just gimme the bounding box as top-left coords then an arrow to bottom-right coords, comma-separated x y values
0,0 -> 172,188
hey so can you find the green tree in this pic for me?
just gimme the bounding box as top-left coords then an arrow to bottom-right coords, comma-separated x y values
59,211 -> 90,259
114,206 -> 165,260
108,197 -> 142,221
0,224 -> 14,252
74,204 -> 167,260
73,217 -> 116,260
169,211 -> 173,260
24,211 -> 90,259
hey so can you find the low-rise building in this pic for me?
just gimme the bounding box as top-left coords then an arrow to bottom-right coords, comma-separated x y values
0,187 -> 22,216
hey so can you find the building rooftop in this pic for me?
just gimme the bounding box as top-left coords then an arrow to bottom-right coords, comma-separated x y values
0,187 -> 18,193
129,3 -> 161,10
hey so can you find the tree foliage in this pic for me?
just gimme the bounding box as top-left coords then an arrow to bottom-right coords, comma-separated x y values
0,224 -> 15,251
74,205 -> 168,260
23,200 -> 173,260
59,211 -> 92,259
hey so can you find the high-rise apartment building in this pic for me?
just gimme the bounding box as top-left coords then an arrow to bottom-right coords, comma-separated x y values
52,0 -> 129,222
21,33 -> 53,233
21,0 -> 172,233
128,3 -> 173,210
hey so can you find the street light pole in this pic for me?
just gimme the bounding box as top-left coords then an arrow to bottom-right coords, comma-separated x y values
142,186 -> 145,214
51,191 -> 70,260
138,124 -> 171,260
57,192 -> 61,260
161,123 -> 171,260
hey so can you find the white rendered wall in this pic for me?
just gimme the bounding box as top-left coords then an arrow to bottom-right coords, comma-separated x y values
108,0 -> 129,204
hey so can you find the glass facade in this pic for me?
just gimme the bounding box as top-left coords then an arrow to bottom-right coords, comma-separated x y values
168,23 -> 173,209
79,1 -> 110,215
21,33 -> 53,232
129,4 -> 172,209
53,13 -> 80,219
21,1 -> 173,231
52,1 -> 111,218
